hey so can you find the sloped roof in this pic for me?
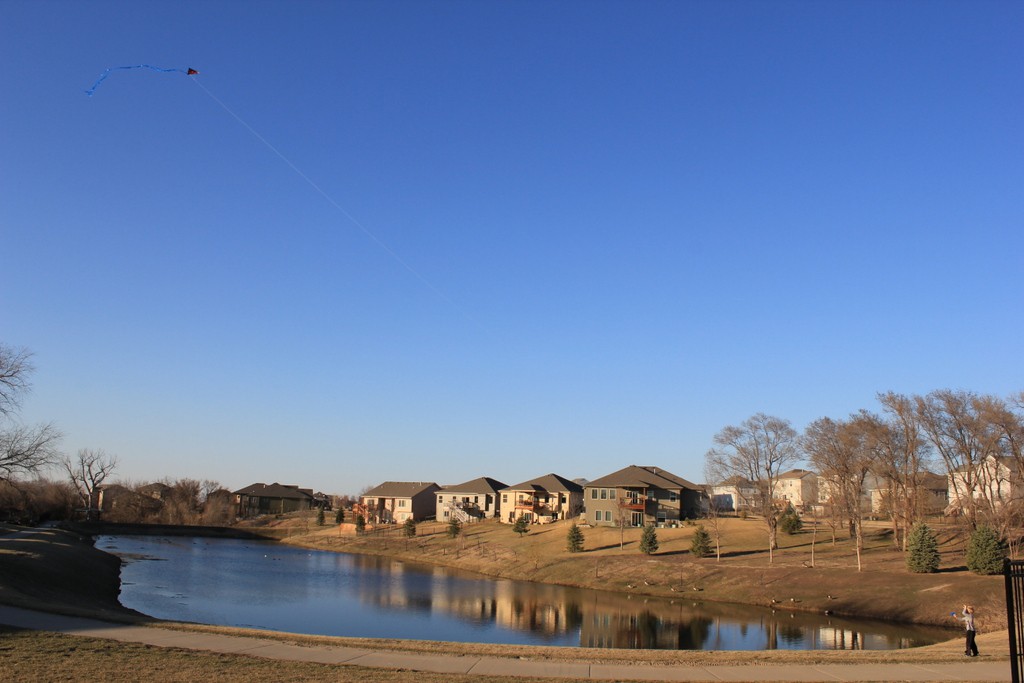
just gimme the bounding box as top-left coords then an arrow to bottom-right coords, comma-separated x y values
586,465 -> 700,491
779,468 -> 816,480
362,481 -> 440,498
951,455 -> 1021,475
501,473 -> 583,494
437,477 -> 507,495
919,472 -> 950,489
233,482 -> 314,500
715,475 -> 757,488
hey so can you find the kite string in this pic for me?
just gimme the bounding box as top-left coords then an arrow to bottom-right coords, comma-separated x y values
188,77 -> 458,309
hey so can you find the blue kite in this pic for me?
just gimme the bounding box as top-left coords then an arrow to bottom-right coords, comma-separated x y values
85,64 -> 199,96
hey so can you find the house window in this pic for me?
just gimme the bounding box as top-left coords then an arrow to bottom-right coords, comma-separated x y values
604,511 -> 612,522
600,489 -> 607,500
438,496 -> 443,503
591,489 -> 598,499
398,500 -> 407,508
502,494 -> 508,503
669,492 -> 678,502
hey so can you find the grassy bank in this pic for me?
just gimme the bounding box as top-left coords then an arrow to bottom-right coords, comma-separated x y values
283,515 -> 1007,631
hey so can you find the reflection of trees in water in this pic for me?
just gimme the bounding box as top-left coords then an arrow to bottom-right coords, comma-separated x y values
342,553 -> 948,651
581,605 -> 712,649
778,623 -> 805,646
674,615 -> 712,650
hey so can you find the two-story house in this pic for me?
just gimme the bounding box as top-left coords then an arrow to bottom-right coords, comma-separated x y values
358,481 -> 441,524
948,455 -> 1022,513
435,476 -> 507,523
708,475 -> 760,513
234,482 -> 315,518
584,465 -> 702,527
774,469 -> 818,509
500,473 -> 583,524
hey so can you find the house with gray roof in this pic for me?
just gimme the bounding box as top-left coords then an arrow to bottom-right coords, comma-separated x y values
359,481 -> 441,524
584,465 -> 702,527
233,482 -> 315,518
499,473 -> 583,524
435,476 -> 507,524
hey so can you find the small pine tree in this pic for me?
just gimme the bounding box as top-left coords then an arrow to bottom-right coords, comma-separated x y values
566,522 -> 584,553
403,518 -> 417,537
906,522 -> 940,573
779,504 -> 802,535
447,518 -> 462,539
512,515 -> 530,537
335,507 -> 345,524
316,507 -> 325,526
639,524 -> 659,555
965,525 -> 1007,575
354,514 -> 366,533
691,524 -> 712,558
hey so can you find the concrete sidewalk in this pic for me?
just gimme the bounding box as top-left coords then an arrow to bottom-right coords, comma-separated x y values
0,605 -> 1011,682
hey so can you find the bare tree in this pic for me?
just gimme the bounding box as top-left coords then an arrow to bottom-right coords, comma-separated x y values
872,392 -> 931,551
916,390 -> 1005,531
0,344 -> 62,481
62,449 -> 118,509
803,413 -> 878,571
0,345 -> 33,417
702,459 -> 728,561
972,393 -> 1024,548
706,413 -> 801,564
164,478 -> 202,524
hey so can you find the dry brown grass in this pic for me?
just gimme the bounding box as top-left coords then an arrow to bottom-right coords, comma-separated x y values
0,626 -> 571,683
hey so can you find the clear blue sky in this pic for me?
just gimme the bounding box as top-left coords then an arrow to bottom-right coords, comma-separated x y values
3,0 -> 1021,495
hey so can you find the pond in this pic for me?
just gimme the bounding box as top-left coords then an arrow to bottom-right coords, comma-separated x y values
96,535 -> 952,650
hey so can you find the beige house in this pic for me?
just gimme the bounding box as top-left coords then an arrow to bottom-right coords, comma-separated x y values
435,476 -> 507,523
358,481 -> 441,524
709,476 -> 760,512
774,469 -> 818,509
948,455 -> 1022,513
500,473 -> 583,524
584,465 -> 702,527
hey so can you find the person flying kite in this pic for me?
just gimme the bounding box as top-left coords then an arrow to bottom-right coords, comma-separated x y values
85,65 -> 199,96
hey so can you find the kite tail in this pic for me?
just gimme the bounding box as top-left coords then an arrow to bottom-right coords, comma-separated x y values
85,64 -> 196,97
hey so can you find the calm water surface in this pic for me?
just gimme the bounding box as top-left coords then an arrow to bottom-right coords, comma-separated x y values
96,535 -> 951,650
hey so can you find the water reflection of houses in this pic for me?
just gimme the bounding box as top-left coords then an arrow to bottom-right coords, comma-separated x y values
578,592 -> 932,651
347,555 -> 582,641
339,554 -> 943,651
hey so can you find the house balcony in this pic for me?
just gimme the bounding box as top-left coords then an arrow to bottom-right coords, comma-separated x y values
515,499 -> 539,511
618,496 -> 647,511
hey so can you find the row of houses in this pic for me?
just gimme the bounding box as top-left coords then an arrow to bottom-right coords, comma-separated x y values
709,455 -> 1023,518
354,465 -> 704,528
231,455 -> 1021,527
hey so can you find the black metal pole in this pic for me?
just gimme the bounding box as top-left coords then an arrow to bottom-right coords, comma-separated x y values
1007,558 -> 1021,683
